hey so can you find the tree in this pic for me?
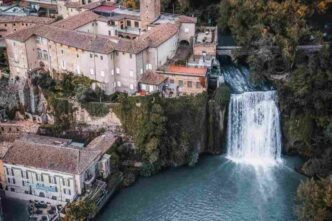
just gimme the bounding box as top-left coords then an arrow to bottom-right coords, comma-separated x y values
123,0 -> 138,9
218,0 -> 324,77
64,200 -> 96,221
296,178 -> 332,221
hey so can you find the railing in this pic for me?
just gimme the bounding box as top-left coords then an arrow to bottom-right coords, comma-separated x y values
26,0 -> 58,5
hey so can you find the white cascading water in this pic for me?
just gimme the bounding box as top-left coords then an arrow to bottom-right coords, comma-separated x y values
226,91 -> 282,166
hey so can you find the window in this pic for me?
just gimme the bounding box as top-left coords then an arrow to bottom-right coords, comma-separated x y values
134,21 -> 139,28
13,178 -> 15,184
90,68 -> 94,75
127,20 -> 131,27
6,168 -> 9,175
130,54 -> 132,59
77,65 -> 80,74
100,56 -> 103,60
187,81 -> 192,88
110,21 -> 115,26
54,178 -> 57,185
49,176 -> 51,183
7,178 -> 10,183
22,181 -> 25,186
90,54 -> 93,58
61,49 -> 64,54
62,60 -> 66,69
117,81 -> 121,87
42,50 -> 48,60
36,36 -> 41,44
26,171 -> 29,179
77,54 -> 79,58
196,82 -> 201,88
109,30 -> 111,36
116,68 -> 120,74
179,80 -> 183,86
141,84 -> 146,90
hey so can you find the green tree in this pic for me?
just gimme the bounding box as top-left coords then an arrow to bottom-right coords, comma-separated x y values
296,178 -> 332,221
64,200 -> 96,221
219,0 -> 323,77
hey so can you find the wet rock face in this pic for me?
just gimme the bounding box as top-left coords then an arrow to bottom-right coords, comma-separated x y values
0,79 -> 19,113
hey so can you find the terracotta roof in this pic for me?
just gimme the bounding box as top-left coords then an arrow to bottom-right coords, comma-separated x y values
0,16 -> 54,24
139,23 -> 179,47
139,71 -> 167,85
5,25 -> 40,42
3,140 -> 100,174
0,142 -> 11,159
163,65 -> 208,77
86,132 -> 118,154
19,134 -> 72,146
66,0 -> 103,10
178,15 -> 197,24
39,25 -> 116,54
53,11 -> 100,30
6,24 -> 116,54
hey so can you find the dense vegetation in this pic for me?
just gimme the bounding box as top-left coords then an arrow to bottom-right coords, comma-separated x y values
113,92 -> 209,175
218,1 -> 332,220
31,72 -> 118,126
123,0 -> 221,25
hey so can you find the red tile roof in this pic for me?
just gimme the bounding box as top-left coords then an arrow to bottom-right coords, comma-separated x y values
178,15 -> 197,24
0,16 -> 54,24
3,140 -> 101,174
53,11 -> 100,30
164,65 -> 208,77
139,71 -> 167,85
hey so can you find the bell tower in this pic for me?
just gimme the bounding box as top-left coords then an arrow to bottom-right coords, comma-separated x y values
140,0 -> 161,28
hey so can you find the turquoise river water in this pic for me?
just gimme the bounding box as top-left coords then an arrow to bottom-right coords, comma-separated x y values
96,155 -> 304,221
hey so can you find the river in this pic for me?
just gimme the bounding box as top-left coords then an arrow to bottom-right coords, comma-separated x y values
96,155 -> 303,221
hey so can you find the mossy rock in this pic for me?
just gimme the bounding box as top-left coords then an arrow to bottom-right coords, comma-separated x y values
282,112 -> 314,156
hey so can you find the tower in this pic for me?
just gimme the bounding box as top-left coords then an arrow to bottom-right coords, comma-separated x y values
140,0 -> 161,29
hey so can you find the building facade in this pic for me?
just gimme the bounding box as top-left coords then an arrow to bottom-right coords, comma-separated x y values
2,134 -> 116,204
5,1 -> 196,95
158,65 -> 207,96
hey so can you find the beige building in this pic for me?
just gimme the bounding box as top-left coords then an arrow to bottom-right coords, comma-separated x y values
0,16 -> 54,38
5,0 -> 197,95
158,65 -> 207,96
2,133 -> 116,204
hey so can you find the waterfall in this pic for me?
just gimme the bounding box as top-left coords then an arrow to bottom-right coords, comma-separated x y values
226,91 -> 282,166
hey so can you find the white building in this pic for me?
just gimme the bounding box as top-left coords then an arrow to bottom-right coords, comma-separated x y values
2,134 -> 116,204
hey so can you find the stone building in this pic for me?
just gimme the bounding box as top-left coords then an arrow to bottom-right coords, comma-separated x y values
0,16 -> 54,38
5,0 -> 197,95
157,65 -> 207,96
2,133 -> 117,204
140,0 -> 160,28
